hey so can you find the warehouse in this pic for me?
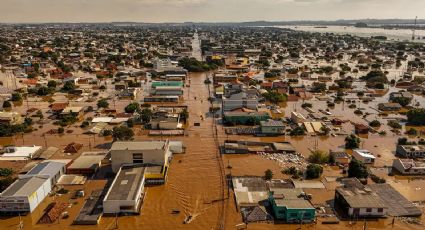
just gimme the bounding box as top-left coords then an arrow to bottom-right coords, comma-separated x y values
103,164 -> 146,214
67,152 -> 107,175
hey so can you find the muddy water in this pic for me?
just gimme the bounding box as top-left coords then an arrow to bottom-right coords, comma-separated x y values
1,71 -> 424,230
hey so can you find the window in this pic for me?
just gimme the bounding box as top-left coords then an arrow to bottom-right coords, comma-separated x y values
366,208 -> 372,212
133,153 -> 143,164
290,213 -> 298,217
378,208 -> 383,213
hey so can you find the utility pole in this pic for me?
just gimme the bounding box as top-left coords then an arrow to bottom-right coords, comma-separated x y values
412,16 -> 418,41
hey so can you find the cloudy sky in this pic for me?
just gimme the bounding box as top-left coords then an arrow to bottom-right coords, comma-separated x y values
0,0 -> 424,23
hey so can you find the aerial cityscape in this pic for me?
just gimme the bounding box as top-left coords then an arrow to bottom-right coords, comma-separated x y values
1,1 -> 425,230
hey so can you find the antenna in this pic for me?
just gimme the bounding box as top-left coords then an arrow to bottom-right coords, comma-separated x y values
412,16 -> 418,41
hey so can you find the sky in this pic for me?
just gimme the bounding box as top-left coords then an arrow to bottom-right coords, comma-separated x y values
0,0 -> 424,23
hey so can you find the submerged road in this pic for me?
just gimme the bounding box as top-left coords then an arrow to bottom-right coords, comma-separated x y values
191,31 -> 202,61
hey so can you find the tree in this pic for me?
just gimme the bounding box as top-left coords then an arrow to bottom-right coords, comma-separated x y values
112,126 -> 134,141
125,102 -> 140,113
306,164 -> 323,179
348,159 -> 369,179
308,150 -> 330,164
62,81 -> 76,91
407,108 -> 425,126
141,108 -> 153,123
290,126 -> 305,136
97,98 -> 109,109
11,93 -> 22,102
3,101 -> 11,108
392,97 -> 411,107
262,91 -> 287,104
345,134 -> 360,149
369,120 -> 381,127
47,80 -> 57,88
57,127 -> 64,134
264,169 -> 273,180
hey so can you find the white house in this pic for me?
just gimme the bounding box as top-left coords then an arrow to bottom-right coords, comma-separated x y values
352,149 -> 376,164
392,159 -> 425,175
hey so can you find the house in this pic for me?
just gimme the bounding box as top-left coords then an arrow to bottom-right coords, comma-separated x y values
223,111 -> 271,125
330,151 -> 351,165
260,119 -> 285,135
1,146 -> 42,159
352,149 -> 375,164
103,164 -> 146,214
149,116 -> 181,130
268,188 -> 316,223
222,91 -> 259,112
64,142 -> 83,154
49,103 -> 68,114
378,103 -> 402,111
335,178 -> 387,218
392,159 -> 425,175
0,112 -> 24,125
389,92 -> 413,101
354,123 -> 369,135
109,140 -> 173,173
291,112 -> 306,124
60,106 -> 84,120
396,145 -> 425,158
67,152 -> 107,175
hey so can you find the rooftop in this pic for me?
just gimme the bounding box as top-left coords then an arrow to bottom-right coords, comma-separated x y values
104,165 -> 145,201
110,141 -> 167,151
1,176 -> 49,197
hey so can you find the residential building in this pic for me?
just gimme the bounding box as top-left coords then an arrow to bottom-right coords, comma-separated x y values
260,119 -> 285,135
0,112 -> 23,125
392,159 -> 425,175
330,151 -> 351,165
291,112 -> 307,124
268,188 -> 316,223
352,149 -> 376,164
378,103 -> 402,111
335,178 -> 387,218
396,145 -> 425,158
1,146 -> 42,159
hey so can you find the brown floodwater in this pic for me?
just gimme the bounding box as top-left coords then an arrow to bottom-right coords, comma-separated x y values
1,72 -> 424,230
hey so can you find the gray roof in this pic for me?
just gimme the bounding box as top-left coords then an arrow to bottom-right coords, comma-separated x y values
110,141 -> 166,151
105,165 -> 145,201
270,188 -> 315,209
260,119 -> 285,127
68,152 -> 106,169
1,176 -> 49,197
26,161 -> 65,178
336,186 -> 386,209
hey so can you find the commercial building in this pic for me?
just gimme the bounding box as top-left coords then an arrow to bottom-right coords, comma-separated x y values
268,188 -> 316,223
0,161 -> 66,213
103,164 -> 146,214
222,91 -> 259,111
352,149 -> 375,164
67,152 -> 107,175
392,159 -> 425,175
396,145 -> 425,158
223,111 -> 270,125
109,140 -> 172,173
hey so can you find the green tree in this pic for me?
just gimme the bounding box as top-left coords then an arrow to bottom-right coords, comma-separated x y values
306,164 -> 323,179
369,120 -> 381,127
407,108 -> 425,126
62,81 -> 76,91
141,108 -> 153,123
348,159 -> 369,179
3,101 -> 11,108
345,134 -> 360,149
97,98 -> 109,109
262,91 -> 287,104
264,169 -> 273,180
392,97 -> 411,107
112,125 -> 134,141
11,93 -> 22,102
125,102 -> 140,113
47,80 -> 57,88
179,109 -> 189,123
308,150 -> 330,164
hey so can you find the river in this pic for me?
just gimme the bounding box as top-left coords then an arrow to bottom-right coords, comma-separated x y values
275,25 -> 425,43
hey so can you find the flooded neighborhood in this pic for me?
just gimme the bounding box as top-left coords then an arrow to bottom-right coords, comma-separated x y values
0,15 -> 425,230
